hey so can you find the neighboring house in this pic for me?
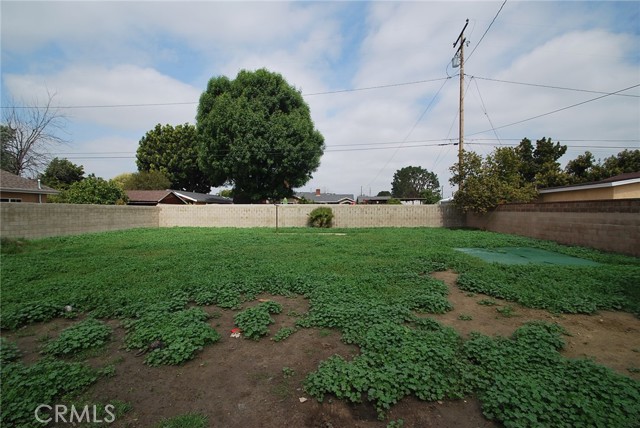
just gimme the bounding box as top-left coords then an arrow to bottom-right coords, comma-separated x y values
357,195 -> 392,204
294,189 -> 355,204
538,172 -> 640,202
125,190 -> 232,206
0,170 -> 59,203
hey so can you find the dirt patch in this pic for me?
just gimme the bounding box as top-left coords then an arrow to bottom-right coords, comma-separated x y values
5,294 -> 498,427
8,277 -> 638,427
431,270 -> 640,380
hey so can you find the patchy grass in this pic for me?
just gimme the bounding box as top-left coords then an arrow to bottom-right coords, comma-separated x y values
1,227 -> 639,426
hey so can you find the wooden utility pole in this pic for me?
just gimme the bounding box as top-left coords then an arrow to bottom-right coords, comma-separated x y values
453,19 -> 469,190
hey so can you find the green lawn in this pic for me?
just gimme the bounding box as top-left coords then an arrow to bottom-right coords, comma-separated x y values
1,228 -> 639,427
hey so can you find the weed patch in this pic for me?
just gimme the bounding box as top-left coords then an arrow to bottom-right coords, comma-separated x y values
124,308 -> 220,366
464,322 -> 640,427
43,318 -> 112,357
234,301 -> 282,340
0,358 -> 102,426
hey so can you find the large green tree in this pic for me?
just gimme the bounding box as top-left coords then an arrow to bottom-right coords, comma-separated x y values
565,149 -> 640,184
391,166 -> 441,203
197,69 -> 325,203
40,158 -> 84,190
137,123 -> 211,193
515,137 -> 569,188
450,149 -> 537,213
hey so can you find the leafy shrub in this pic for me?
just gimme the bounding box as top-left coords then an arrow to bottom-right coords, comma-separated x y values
305,321 -> 472,419
464,322 -> 640,427
0,358 -> 99,426
273,327 -> 296,342
124,308 -> 220,366
234,301 -> 283,340
0,237 -> 27,254
0,337 -> 21,364
43,318 -> 112,357
308,207 -> 334,228
2,301 -> 62,329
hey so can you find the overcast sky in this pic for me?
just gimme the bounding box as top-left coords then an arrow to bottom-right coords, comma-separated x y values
2,1 -> 639,198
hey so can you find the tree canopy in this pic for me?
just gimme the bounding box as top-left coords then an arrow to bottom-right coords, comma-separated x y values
137,123 -> 211,193
117,170 -> 171,190
566,149 -> 640,184
40,158 -> 84,190
56,175 -> 127,205
197,68 -> 325,203
450,149 -> 537,213
391,166 -> 441,203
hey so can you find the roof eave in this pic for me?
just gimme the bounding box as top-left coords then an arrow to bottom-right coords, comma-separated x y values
539,178 -> 640,194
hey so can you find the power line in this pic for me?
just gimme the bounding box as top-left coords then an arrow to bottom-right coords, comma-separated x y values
471,77 -> 502,145
54,139 -> 638,161
465,0 -> 508,64
0,77 -> 452,110
366,78 -> 451,188
303,77 -> 451,96
469,75 -> 640,98
467,83 -> 640,137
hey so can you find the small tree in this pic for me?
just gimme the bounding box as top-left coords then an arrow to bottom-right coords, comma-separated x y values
450,149 -> 537,213
1,93 -> 67,177
40,158 -> 84,190
137,123 -> 211,193
57,175 -> 127,205
391,166 -> 441,203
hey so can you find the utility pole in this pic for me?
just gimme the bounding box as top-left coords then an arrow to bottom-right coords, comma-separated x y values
453,19 -> 469,191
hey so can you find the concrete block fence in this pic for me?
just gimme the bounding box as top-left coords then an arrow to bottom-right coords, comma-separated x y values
0,203 -> 464,239
466,199 -> 640,257
2,200 -> 638,257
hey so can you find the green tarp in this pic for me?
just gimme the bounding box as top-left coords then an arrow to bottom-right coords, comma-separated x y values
455,247 -> 601,266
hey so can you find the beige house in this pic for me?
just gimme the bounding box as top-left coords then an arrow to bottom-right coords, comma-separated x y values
538,172 -> 640,202
0,170 -> 59,203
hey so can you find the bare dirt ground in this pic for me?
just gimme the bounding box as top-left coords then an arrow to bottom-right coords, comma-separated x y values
6,272 -> 639,427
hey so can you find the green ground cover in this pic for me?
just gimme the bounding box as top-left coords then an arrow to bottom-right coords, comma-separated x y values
1,227 -> 639,427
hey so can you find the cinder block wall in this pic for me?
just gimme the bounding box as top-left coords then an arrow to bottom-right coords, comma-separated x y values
158,204 -> 464,228
467,199 -> 640,257
0,203 -> 159,239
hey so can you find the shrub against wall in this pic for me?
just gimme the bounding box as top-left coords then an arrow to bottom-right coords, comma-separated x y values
308,207 -> 333,228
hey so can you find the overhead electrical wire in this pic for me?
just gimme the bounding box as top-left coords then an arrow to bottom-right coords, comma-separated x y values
465,0 -> 508,64
471,77 -> 502,146
366,77 -> 451,188
467,83 -> 640,137
469,75 -> 640,98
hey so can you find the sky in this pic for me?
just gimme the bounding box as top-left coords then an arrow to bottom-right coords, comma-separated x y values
2,0 -> 639,198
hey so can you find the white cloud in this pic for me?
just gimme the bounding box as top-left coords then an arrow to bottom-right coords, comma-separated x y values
2,1 -> 637,196
3,65 -> 201,131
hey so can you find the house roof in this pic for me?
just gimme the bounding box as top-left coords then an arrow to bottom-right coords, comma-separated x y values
295,191 -> 355,204
539,172 -> 640,194
126,190 -> 171,203
0,170 -> 59,194
125,189 -> 233,204
172,190 -> 233,204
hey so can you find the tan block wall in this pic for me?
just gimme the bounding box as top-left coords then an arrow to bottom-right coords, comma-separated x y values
467,199 -> 640,257
0,203 -> 159,239
158,204 -> 465,228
